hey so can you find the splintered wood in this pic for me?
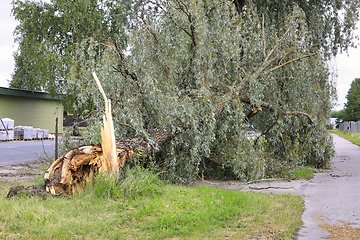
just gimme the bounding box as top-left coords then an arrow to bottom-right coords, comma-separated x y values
44,145 -> 133,195
44,72 -> 133,196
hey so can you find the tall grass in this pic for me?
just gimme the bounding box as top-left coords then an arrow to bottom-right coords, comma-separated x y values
84,160 -> 164,199
0,161 -> 303,239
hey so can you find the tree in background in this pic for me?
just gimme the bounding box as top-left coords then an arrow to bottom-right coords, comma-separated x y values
330,110 -> 346,128
10,0 -> 360,91
10,0 -> 133,114
343,78 -> 360,121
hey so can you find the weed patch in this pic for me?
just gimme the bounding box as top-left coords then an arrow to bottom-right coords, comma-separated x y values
82,159 -> 164,200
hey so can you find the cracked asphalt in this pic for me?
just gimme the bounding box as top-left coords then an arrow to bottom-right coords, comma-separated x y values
197,133 -> 360,239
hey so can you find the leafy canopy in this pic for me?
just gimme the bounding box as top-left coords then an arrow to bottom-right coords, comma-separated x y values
343,78 -> 360,121
63,0 -> 350,183
10,0 -> 131,114
10,0 -> 360,183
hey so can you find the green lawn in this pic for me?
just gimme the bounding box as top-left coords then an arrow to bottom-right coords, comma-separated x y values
0,181 -> 303,239
329,129 -> 360,146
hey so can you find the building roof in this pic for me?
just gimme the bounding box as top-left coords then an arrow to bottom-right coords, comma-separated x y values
0,87 -> 61,100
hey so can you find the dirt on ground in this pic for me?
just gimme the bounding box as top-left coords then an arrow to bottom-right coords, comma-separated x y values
0,159 -> 51,198
0,159 -> 48,183
316,215 -> 360,240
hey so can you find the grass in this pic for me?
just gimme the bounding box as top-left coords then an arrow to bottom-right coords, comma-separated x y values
278,167 -> 314,180
329,129 -> 360,146
293,168 -> 314,179
0,164 -> 304,240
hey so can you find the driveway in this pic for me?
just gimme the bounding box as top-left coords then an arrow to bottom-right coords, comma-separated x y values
0,140 -> 55,165
197,133 -> 360,239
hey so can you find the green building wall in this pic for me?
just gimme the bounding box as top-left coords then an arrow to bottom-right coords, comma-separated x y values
0,88 -> 63,133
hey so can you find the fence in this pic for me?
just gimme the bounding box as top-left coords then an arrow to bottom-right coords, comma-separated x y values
339,121 -> 360,134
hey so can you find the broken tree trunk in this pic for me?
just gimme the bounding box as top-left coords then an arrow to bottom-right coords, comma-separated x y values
44,72 -> 135,196
44,145 -> 134,195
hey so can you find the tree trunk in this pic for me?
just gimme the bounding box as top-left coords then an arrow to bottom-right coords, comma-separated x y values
44,145 -> 134,195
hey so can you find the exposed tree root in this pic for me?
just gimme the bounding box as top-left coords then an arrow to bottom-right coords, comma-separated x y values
44,145 -> 134,196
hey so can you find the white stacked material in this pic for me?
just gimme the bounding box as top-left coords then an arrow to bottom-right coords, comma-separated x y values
32,128 -> 37,139
14,126 -> 33,139
0,131 -> 7,140
34,128 -> 44,139
24,126 -> 33,139
0,118 -> 14,130
8,130 -> 14,140
43,129 -> 49,138
5,118 -> 14,129
0,130 -> 14,140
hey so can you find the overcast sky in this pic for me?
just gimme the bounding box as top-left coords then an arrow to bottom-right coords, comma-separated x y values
1,0 -> 359,111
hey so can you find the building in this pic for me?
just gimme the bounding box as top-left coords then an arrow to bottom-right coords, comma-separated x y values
0,87 -> 63,133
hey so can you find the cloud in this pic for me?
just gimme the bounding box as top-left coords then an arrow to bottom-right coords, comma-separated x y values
0,1 -> 17,88
334,46 -> 360,111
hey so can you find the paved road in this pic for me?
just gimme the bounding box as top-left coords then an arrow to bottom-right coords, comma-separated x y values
0,140 -> 55,165
296,133 -> 360,239
197,133 -> 360,238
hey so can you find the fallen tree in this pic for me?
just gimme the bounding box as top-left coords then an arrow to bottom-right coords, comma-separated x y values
58,1 -> 338,189
43,37 -> 322,195
44,73 -> 135,195
10,1 -> 352,198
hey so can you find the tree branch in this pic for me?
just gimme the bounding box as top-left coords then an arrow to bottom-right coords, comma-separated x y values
262,14 -> 266,58
174,0 -> 196,46
267,53 -> 317,73
264,25 -> 291,62
283,111 -> 313,123
254,113 -> 280,145
140,12 -> 161,44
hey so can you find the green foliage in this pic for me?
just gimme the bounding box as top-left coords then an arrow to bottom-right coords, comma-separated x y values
278,167 -> 314,180
343,78 -> 360,121
252,0 -> 360,58
0,182 -> 303,239
10,1 -> 359,184
10,0 -> 132,115
330,109 -> 346,128
294,168 -> 314,179
64,0 -> 340,183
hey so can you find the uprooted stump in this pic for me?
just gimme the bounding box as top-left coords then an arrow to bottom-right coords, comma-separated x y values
6,185 -> 47,199
5,138 -> 152,199
6,73 -> 154,198
44,144 -> 135,196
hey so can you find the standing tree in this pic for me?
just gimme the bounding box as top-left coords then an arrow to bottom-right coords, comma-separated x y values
343,78 -> 360,121
41,0 -> 359,193
10,0 -> 133,114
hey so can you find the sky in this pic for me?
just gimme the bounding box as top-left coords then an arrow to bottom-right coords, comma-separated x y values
0,1 -> 359,111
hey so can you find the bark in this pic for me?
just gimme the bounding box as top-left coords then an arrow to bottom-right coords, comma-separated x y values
44,145 -> 134,195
